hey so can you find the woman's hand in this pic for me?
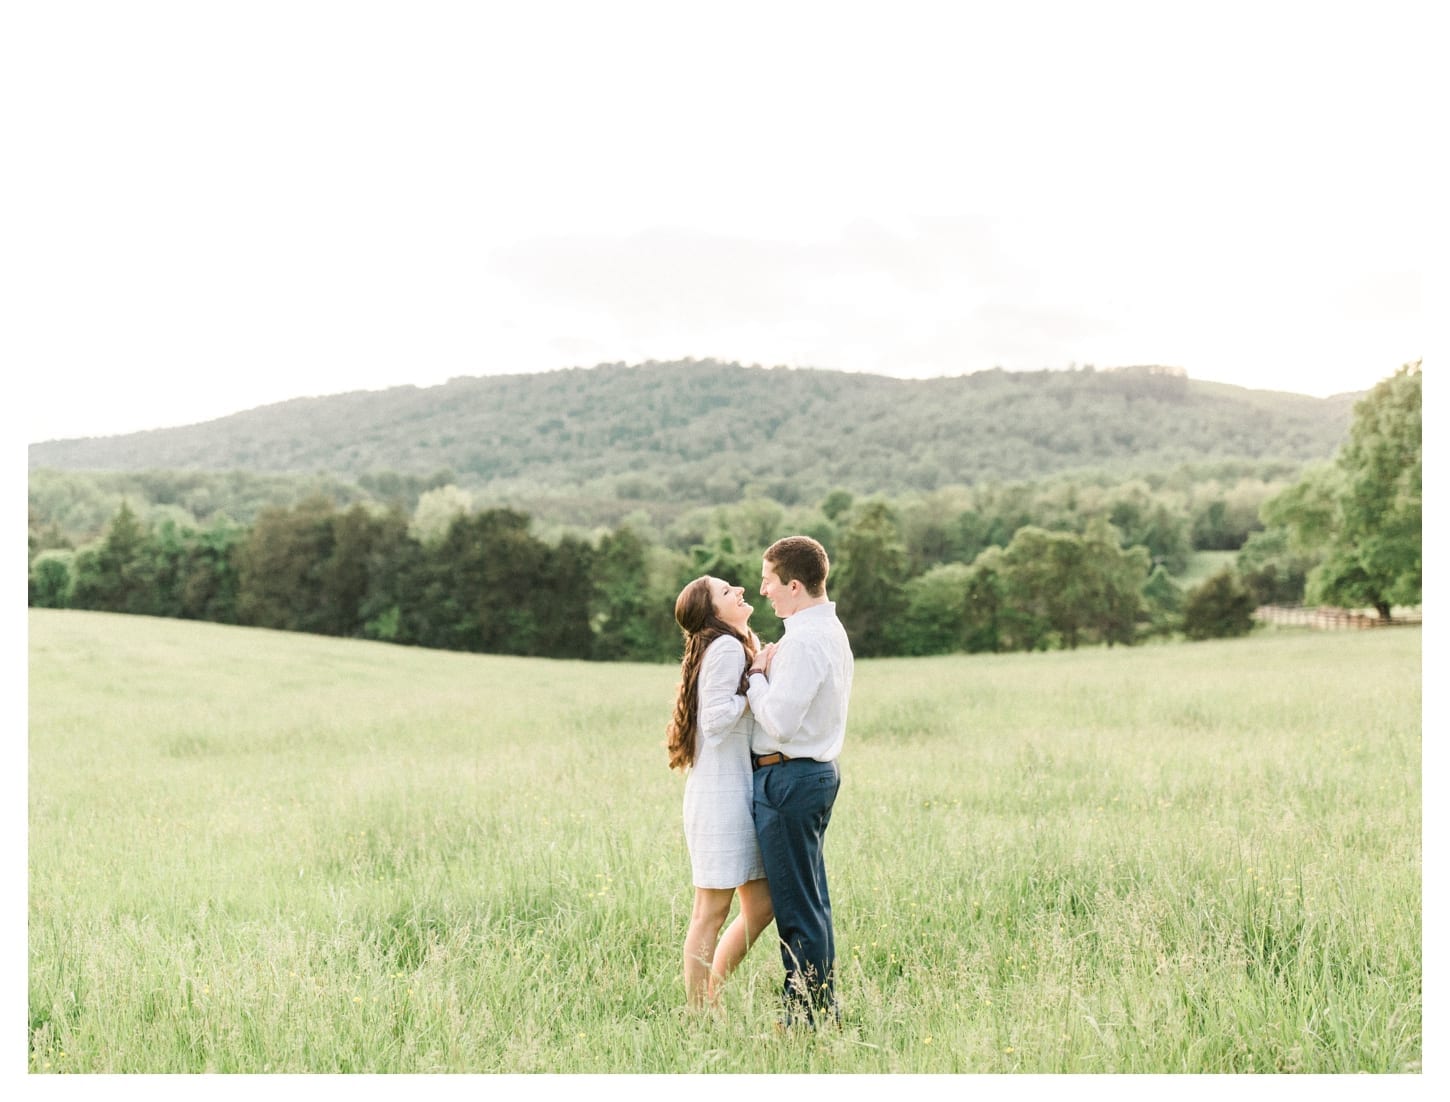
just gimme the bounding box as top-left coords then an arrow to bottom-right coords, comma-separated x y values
754,642 -> 778,676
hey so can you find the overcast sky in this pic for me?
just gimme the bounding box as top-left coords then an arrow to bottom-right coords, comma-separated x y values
11,1 -> 1432,444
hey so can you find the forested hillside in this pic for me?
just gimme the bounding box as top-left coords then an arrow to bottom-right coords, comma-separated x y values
30,361 -> 1357,518
28,364 -> 1419,663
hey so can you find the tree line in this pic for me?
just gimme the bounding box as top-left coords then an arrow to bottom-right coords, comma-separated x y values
25,493 -> 1174,660
27,364 -> 1419,661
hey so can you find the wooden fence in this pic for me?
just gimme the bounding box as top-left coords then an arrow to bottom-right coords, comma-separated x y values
1253,605 -> 1423,630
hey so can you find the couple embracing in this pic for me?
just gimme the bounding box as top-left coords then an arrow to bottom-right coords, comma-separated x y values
666,535 -> 854,1028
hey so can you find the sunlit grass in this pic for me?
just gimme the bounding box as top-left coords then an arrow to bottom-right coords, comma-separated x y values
1177,550 -> 1238,587
28,610 -> 1420,1073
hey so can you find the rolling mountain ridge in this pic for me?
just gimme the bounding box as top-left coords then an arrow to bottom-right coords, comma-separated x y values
30,360 -> 1359,512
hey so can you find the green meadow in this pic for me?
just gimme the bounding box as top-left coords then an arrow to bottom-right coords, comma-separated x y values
28,609 -> 1421,1074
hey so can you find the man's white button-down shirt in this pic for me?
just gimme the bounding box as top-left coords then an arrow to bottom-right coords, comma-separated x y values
746,601 -> 854,762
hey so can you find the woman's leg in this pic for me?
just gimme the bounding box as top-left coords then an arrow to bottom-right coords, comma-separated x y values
684,887 -> 734,1008
709,877 -> 775,1000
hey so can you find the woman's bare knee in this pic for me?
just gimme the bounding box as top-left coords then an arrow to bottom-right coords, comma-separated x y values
689,888 -> 734,933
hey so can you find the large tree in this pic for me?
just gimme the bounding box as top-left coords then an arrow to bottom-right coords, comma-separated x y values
68,501 -> 158,615
235,497 -> 338,633
591,525 -> 678,662
996,522 -> 1148,650
1266,363 -> 1421,618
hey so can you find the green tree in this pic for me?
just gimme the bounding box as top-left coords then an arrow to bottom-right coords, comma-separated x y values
726,498 -> 787,552
318,505 -> 392,637
28,507 -> 72,558
687,533 -> 759,601
952,509 -> 992,565
1182,568 -> 1257,640
832,501 -> 909,658
897,563 -> 973,656
1140,564 -> 1183,637
29,549 -> 75,608
961,547 -> 1009,653
1079,518 -> 1150,647
134,515 -> 194,619
820,489 -> 854,522
592,526 -> 677,662
1261,465 -> 1339,554
351,507 -> 417,643
535,535 -> 596,659
409,485 -> 473,547
1235,527 -> 1315,606
1265,363 -> 1421,618
588,527 -> 664,664
1315,363 -> 1421,617
1128,501 -> 1191,573
177,516 -> 246,624
68,502 -> 158,615
898,490 -> 982,575
1191,499 -> 1235,551
236,497 -> 339,632
996,527 -> 1060,651
993,523 -> 1146,651
423,508 -> 556,655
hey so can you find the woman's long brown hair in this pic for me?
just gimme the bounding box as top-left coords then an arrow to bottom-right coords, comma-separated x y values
666,576 -> 758,772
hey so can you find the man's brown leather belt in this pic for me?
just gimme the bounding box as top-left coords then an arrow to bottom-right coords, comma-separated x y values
752,752 -> 792,770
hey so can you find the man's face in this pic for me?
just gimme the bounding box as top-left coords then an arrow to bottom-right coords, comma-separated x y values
760,558 -> 803,619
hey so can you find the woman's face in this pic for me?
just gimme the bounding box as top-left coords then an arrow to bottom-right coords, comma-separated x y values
709,576 -> 753,630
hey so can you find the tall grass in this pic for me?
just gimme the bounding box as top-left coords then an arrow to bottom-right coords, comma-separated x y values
28,610 -> 1420,1073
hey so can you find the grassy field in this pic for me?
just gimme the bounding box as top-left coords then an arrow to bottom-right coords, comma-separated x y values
1178,550 -> 1239,588
27,609 -> 1421,1074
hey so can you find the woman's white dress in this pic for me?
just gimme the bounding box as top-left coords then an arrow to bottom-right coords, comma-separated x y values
683,634 -> 766,889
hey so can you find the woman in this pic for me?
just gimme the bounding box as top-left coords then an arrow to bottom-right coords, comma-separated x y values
667,575 -> 775,1009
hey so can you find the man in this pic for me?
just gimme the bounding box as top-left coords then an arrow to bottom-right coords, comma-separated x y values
744,535 -> 854,1026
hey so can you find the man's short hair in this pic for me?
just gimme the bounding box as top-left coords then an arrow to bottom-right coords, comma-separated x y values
765,535 -> 830,597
